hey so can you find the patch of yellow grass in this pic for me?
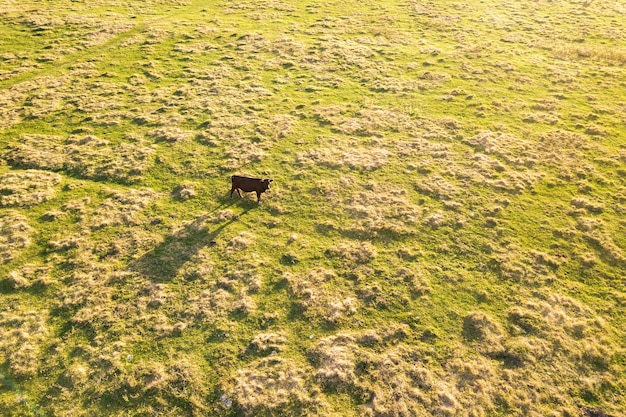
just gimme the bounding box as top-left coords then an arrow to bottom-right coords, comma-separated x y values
0,211 -> 33,264
0,169 -> 61,207
553,43 -> 626,65
0,308 -> 48,378
230,357 -> 322,416
5,134 -> 155,183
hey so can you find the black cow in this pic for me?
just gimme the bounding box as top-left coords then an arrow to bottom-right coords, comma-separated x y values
230,175 -> 273,202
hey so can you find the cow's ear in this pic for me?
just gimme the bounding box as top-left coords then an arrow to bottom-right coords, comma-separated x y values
269,179 -> 273,183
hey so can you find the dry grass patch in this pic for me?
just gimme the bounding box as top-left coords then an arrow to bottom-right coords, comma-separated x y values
315,177 -> 425,236
148,127 -> 192,144
298,145 -> 389,171
0,169 -> 61,207
4,264 -> 50,289
248,332 -> 287,355
0,308 -> 48,378
3,134 -> 65,170
54,266 -> 118,329
184,289 -> 236,324
309,334 -> 359,391
93,229 -> 162,261
285,268 -> 357,323
326,241 -> 377,264
227,232 -> 256,252
64,135 -> 155,183
488,244 -> 561,285
462,311 -> 505,354
465,130 -> 538,168
311,105 -> 432,136
0,211 -> 33,264
553,43 -> 626,65
317,36 -> 376,69
53,341 -> 207,415
345,184 -> 421,235
89,188 -> 160,229
230,357 -> 323,416
4,134 -> 155,183
571,196 -> 604,214
308,332 -> 437,416
224,139 -> 269,169
582,231 -> 625,264
173,183 -> 197,201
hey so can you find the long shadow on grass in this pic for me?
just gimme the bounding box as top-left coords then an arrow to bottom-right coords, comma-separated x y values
131,199 -> 254,282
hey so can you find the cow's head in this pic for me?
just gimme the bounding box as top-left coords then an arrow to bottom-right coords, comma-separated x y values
262,179 -> 273,190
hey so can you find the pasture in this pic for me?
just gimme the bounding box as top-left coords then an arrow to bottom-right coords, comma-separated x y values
0,0 -> 625,415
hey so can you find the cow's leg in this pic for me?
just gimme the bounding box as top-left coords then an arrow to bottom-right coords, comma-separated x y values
256,191 -> 261,202
230,187 -> 241,199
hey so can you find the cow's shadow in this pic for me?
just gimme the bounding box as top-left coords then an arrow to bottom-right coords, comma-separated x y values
132,198 -> 253,282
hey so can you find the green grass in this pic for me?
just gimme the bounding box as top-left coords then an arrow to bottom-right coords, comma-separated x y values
1,0 -> 625,416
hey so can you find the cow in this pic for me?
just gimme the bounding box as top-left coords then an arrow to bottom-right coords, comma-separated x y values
230,175 -> 273,203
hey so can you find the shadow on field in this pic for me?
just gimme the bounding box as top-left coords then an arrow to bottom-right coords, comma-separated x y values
131,198 -> 254,282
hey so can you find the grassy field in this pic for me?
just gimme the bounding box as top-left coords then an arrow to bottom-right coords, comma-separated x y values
1,0 -> 625,415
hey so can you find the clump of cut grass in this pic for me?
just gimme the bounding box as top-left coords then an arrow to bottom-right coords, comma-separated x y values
0,169 -> 61,207
0,211 -> 33,264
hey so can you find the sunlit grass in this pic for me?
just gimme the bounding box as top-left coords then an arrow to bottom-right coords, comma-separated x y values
0,0 -> 625,416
